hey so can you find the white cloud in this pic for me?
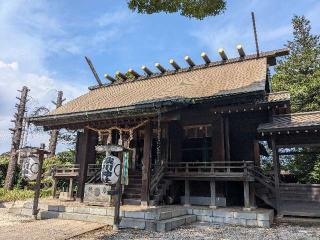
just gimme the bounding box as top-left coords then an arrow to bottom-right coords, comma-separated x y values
0,1 -> 86,153
96,10 -> 133,27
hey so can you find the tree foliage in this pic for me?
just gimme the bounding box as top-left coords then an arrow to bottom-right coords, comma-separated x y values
127,0 -> 226,19
272,15 -> 320,112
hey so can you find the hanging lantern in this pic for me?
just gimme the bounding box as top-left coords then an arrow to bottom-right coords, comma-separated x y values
21,156 -> 40,181
101,154 -> 121,184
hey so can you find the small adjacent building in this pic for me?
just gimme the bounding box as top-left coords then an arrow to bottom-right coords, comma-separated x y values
31,47 -> 320,217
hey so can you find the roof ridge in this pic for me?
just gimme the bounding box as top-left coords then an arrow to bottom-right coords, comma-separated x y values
88,48 -> 289,91
274,111 -> 320,118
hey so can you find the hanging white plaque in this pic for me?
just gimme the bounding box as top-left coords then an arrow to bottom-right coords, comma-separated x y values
101,155 -> 121,184
21,156 -> 40,181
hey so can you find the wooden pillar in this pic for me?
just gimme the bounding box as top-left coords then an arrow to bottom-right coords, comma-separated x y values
243,181 -> 250,209
52,177 -> 57,199
210,180 -> 217,208
224,116 -> 230,162
271,137 -> 281,215
249,182 -> 257,209
253,140 -> 260,167
141,121 -> 152,206
212,116 -> 225,162
76,129 -> 97,202
184,179 -> 191,207
68,177 -> 74,199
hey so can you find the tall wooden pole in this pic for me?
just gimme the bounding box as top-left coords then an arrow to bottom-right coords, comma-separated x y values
32,143 -> 46,219
48,91 -> 64,158
5,86 -> 29,190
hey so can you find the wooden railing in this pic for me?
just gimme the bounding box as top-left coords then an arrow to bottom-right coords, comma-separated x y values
51,164 -> 80,177
165,161 -> 254,178
150,164 -> 165,193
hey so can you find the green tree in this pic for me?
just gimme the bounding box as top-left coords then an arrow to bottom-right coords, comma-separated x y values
272,15 -> 320,112
127,0 -> 226,19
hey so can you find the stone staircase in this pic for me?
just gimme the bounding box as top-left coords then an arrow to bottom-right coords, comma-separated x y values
120,207 -> 196,232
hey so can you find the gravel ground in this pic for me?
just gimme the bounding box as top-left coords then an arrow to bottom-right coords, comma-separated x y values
72,222 -> 320,240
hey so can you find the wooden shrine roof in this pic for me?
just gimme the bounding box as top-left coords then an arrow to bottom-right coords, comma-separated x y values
30,48 -> 289,128
258,111 -> 320,133
50,58 -> 267,116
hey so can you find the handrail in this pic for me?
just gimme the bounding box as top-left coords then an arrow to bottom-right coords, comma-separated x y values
150,164 -> 165,193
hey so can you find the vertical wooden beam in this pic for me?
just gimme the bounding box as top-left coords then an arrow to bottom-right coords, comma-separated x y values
224,116 -> 230,162
32,144 -> 45,219
141,121 -> 152,206
76,129 -> 97,202
212,116 -> 225,162
243,181 -> 250,209
249,182 -> 257,209
52,177 -> 57,199
184,179 -> 191,207
253,140 -> 260,167
210,180 -> 217,208
271,136 -> 281,216
68,177 -> 74,199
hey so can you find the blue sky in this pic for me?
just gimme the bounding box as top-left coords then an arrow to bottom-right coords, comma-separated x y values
0,0 -> 319,153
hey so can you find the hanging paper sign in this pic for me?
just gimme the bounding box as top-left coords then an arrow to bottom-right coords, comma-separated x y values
21,156 -> 40,181
101,155 -> 121,185
95,145 -> 123,153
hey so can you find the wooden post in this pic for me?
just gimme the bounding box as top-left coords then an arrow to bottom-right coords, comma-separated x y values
271,137 -> 281,216
48,91 -> 64,158
210,180 -> 217,208
243,181 -> 250,210
249,182 -> 257,209
224,116 -> 230,163
113,152 -> 123,230
141,121 -> 152,206
5,86 -> 29,190
184,179 -> 191,207
52,177 -> 57,199
68,177 -> 74,199
76,129 -> 98,202
212,116 -> 225,162
32,143 -> 46,219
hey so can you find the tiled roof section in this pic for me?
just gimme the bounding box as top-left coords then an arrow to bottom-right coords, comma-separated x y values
258,111 -> 320,132
258,91 -> 290,104
49,58 -> 267,116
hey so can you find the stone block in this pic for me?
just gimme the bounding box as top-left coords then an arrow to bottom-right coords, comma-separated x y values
23,202 -> 33,209
21,208 -> 33,216
257,210 -> 274,221
257,220 -> 271,228
90,207 -> 107,216
185,215 -> 197,224
171,217 -> 186,229
120,218 -> 146,229
39,211 -> 61,219
224,217 -> 247,226
186,208 -> 193,215
156,221 -> 172,232
172,208 -> 187,217
246,220 -> 258,226
234,211 -> 257,220
64,207 -> 74,213
193,209 -> 212,216
197,215 -> 211,222
62,212 -> 88,221
145,221 -> 157,231
212,210 -> 234,218
73,207 -> 90,214
124,211 -> 145,219
211,216 -> 225,224
86,214 -> 113,224
48,205 -> 60,212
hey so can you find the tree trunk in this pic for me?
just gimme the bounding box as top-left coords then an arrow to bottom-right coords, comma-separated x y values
4,86 -> 29,190
48,91 -> 63,158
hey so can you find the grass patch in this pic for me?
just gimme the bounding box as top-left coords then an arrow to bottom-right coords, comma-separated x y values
0,188 -> 52,202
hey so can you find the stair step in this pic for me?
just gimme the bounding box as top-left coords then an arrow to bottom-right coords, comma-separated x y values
125,188 -> 141,194
123,199 -> 141,205
120,215 -> 196,232
123,193 -> 141,199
